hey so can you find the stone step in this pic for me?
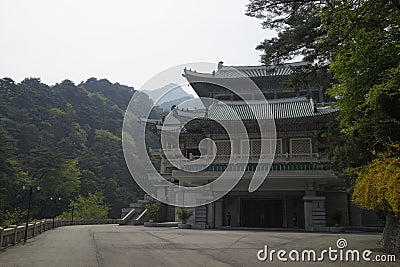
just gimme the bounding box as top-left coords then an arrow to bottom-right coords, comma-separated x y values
191,224 -> 209,229
195,206 -> 207,224
312,207 -> 326,212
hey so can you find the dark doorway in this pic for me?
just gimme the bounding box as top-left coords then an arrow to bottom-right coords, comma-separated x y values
240,199 -> 283,228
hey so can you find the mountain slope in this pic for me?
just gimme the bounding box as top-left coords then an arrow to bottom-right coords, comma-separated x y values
0,77 -> 148,223
142,83 -> 193,105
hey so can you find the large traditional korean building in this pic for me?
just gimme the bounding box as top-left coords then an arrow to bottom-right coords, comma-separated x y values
145,62 -> 380,230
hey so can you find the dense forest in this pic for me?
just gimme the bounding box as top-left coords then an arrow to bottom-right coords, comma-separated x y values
0,77 -> 157,225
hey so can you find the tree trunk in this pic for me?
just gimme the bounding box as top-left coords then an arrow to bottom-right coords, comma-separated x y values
383,213 -> 400,256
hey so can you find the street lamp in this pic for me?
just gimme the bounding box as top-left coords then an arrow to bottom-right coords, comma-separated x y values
50,196 -> 62,229
22,184 -> 40,244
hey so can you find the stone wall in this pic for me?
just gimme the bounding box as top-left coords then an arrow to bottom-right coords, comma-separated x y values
383,213 -> 400,256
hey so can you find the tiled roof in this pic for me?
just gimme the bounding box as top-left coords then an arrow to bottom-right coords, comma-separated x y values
174,97 -> 337,121
142,97 -> 337,134
183,62 -> 308,79
173,108 -> 206,118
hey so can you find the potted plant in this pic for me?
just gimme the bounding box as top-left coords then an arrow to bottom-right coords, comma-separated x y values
146,203 -> 160,223
177,208 -> 193,229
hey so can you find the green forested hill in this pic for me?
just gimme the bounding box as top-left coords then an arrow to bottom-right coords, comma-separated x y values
0,77 -> 150,223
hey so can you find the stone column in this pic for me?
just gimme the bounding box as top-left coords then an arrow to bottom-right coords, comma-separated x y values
160,157 -> 166,173
214,199 -> 224,227
207,202 -> 215,228
303,194 -> 327,231
303,198 -> 313,231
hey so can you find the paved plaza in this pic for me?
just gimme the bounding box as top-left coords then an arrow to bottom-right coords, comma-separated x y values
0,225 -> 398,267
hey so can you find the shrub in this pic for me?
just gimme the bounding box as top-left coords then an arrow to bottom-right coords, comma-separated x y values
176,208 -> 193,224
146,203 -> 160,221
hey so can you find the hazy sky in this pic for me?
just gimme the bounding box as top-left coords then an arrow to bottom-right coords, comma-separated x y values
0,0 -> 275,89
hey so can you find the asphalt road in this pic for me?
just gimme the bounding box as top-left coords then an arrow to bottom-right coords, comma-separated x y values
0,225 -> 398,267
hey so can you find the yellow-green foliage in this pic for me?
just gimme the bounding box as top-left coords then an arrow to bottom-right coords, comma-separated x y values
176,208 -> 193,223
146,203 -> 160,216
58,192 -> 109,220
353,144 -> 400,214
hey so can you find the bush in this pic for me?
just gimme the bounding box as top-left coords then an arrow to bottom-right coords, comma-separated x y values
176,208 -> 193,224
1,208 -> 27,228
145,204 -> 160,221
57,192 -> 109,220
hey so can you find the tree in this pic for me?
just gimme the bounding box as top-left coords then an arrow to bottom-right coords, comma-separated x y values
321,2 -> 400,256
352,145 -> 400,253
318,0 -> 400,255
246,0 -> 327,65
247,0 -> 400,254
353,145 -> 400,214
0,77 -> 143,224
81,129 -> 139,218
51,159 -> 81,199
247,0 -> 400,187
1,208 -> 27,228
58,192 -> 109,220
325,0 -> 400,149
145,203 -> 160,222
246,0 -> 400,67
246,0 -> 334,95
176,208 -> 193,224
0,124 -> 32,226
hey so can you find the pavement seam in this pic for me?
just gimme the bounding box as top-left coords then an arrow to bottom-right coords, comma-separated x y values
90,229 -> 104,267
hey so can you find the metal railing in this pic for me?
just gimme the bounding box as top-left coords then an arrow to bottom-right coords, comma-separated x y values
117,208 -> 137,225
158,153 -> 326,165
0,218 -> 118,249
181,163 -> 333,172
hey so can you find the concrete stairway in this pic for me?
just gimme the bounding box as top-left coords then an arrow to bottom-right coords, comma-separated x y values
118,195 -> 154,225
195,206 -> 207,225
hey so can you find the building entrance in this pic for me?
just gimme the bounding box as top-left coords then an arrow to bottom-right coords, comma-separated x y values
240,199 -> 283,228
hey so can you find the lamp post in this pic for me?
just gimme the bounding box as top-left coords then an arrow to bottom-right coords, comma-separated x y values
50,196 -> 62,229
22,184 -> 40,244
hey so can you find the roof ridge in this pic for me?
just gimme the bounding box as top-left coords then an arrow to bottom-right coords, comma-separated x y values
220,61 -> 308,71
215,96 -> 309,105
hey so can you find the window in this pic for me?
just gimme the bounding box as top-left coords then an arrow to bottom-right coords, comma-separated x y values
215,141 -> 231,155
290,138 -> 312,155
241,139 -> 281,156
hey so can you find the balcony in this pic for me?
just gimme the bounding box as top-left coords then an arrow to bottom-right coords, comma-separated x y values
150,147 -> 329,165
211,163 -> 330,172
